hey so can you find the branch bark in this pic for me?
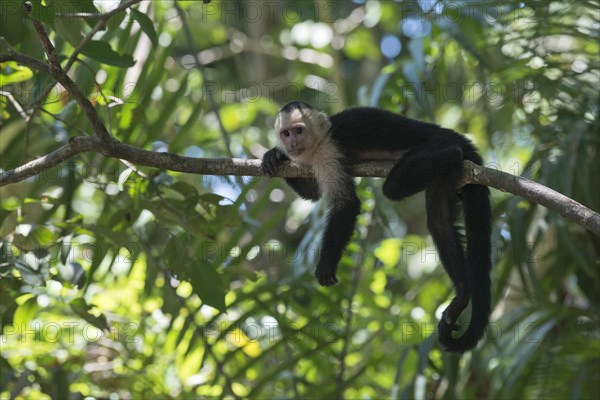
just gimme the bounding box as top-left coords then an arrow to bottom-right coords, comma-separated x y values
1,140 -> 599,234
461,161 -> 600,235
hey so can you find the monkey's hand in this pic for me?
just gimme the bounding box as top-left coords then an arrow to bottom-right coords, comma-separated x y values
261,147 -> 287,177
315,262 -> 339,286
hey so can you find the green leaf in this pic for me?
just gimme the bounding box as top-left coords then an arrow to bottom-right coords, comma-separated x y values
130,8 -> 158,46
13,296 -> 39,325
85,237 -> 110,289
15,258 -> 47,286
216,205 -> 242,228
80,40 -> 135,67
32,224 -> 54,245
0,61 -> 34,85
0,37 -> 11,56
163,234 -> 188,275
162,234 -> 225,310
106,9 -> 126,31
0,1 -> 28,45
190,262 -> 226,311
54,17 -> 84,46
78,0 -> 100,27
69,298 -> 109,330
199,193 -> 225,205
170,182 -> 200,200
29,0 -> 56,25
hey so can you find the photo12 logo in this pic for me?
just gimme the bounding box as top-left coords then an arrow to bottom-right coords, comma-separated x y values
1,321 -> 140,344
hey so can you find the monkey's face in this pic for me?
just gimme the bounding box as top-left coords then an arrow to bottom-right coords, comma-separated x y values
275,108 -> 330,162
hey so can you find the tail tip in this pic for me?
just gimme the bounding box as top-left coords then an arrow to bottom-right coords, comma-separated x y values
437,319 -> 486,353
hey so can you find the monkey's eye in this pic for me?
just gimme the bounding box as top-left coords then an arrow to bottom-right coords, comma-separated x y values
296,128 -> 303,134
281,130 -> 290,137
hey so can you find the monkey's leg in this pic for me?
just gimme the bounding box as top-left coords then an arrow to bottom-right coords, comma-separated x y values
382,146 -> 463,201
315,193 -> 361,286
284,178 -> 321,201
384,145 -> 470,321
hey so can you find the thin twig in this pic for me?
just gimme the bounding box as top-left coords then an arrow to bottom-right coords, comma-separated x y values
0,52 -> 51,76
39,108 -> 89,136
336,201 -> 373,392
64,0 -> 143,72
0,91 -> 28,120
55,12 -> 102,18
68,0 -> 142,71
30,18 -> 114,145
23,0 -> 142,133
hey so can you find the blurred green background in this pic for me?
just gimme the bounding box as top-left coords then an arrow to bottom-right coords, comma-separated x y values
1,1 -> 598,398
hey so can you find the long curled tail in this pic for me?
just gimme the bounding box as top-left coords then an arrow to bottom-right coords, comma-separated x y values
438,184 -> 492,353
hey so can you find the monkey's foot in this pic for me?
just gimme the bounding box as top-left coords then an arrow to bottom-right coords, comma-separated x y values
315,266 -> 339,286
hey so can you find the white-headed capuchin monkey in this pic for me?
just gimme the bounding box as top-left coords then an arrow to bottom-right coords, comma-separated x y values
262,101 -> 492,353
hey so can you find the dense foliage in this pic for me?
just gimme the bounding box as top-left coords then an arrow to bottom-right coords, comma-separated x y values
1,1 -> 598,398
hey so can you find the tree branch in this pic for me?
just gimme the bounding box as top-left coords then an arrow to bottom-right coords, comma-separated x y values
1,142 -> 598,235
0,52 -> 51,75
0,137 -> 101,184
30,17 -> 115,145
64,0 -> 143,72
461,161 -> 600,235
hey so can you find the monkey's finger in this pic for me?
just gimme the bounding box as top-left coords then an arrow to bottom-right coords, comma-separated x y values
260,165 -> 271,177
261,162 -> 277,177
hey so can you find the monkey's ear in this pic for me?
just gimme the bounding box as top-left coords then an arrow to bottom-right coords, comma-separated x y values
317,112 -> 331,131
274,113 -> 282,130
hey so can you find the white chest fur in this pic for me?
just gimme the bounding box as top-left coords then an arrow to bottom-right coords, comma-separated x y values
307,137 -> 353,208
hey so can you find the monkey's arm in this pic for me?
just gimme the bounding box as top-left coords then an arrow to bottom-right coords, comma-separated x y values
284,178 -> 321,201
315,187 -> 360,286
261,147 -> 321,201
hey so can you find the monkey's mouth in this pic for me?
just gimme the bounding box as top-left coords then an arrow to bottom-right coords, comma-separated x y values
288,148 -> 304,156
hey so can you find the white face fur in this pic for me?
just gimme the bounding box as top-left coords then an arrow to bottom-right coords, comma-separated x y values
274,108 -> 331,163
275,107 -> 352,204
